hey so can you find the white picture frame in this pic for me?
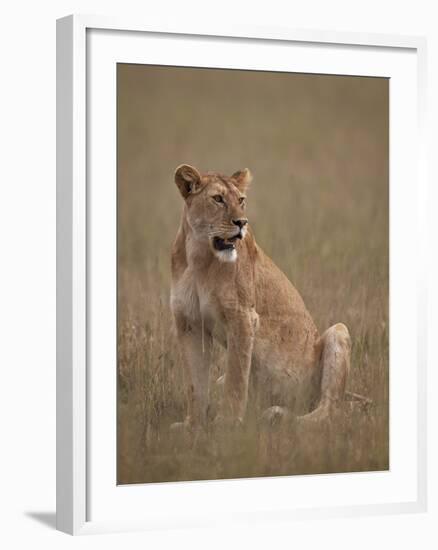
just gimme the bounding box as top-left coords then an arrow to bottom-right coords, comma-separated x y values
56,14 -> 428,535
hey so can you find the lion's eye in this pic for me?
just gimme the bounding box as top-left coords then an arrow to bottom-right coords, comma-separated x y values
213,195 -> 223,203
239,197 -> 246,205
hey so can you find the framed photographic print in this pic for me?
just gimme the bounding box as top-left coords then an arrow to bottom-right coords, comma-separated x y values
56,15 -> 427,535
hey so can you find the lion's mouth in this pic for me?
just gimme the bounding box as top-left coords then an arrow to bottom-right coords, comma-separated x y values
213,232 -> 242,251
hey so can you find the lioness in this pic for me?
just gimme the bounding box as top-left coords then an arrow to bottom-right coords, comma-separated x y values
171,164 -> 351,429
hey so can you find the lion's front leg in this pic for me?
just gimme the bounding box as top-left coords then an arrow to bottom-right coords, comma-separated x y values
174,315 -> 213,429
220,313 -> 255,424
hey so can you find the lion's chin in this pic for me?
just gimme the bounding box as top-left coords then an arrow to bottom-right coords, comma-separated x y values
211,235 -> 240,263
210,227 -> 247,262
214,248 -> 237,263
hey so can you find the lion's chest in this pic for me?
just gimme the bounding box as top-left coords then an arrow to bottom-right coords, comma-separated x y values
170,269 -> 223,330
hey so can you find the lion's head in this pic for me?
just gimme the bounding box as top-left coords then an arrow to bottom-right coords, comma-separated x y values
174,164 -> 252,262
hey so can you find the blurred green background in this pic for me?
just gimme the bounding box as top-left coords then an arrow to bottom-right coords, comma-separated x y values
117,64 -> 389,484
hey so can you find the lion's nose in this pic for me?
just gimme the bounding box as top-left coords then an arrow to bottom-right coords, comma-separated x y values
232,218 -> 248,229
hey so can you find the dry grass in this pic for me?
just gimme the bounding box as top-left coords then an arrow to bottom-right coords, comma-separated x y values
117,65 -> 389,484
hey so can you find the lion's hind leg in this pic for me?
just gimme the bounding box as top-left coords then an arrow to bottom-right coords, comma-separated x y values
299,323 -> 351,423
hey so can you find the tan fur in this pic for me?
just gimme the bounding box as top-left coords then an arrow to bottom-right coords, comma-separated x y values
171,164 -> 351,427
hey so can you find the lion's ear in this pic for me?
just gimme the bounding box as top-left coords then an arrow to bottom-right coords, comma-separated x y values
232,168 -> 252,192
174,164 -> 203,199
